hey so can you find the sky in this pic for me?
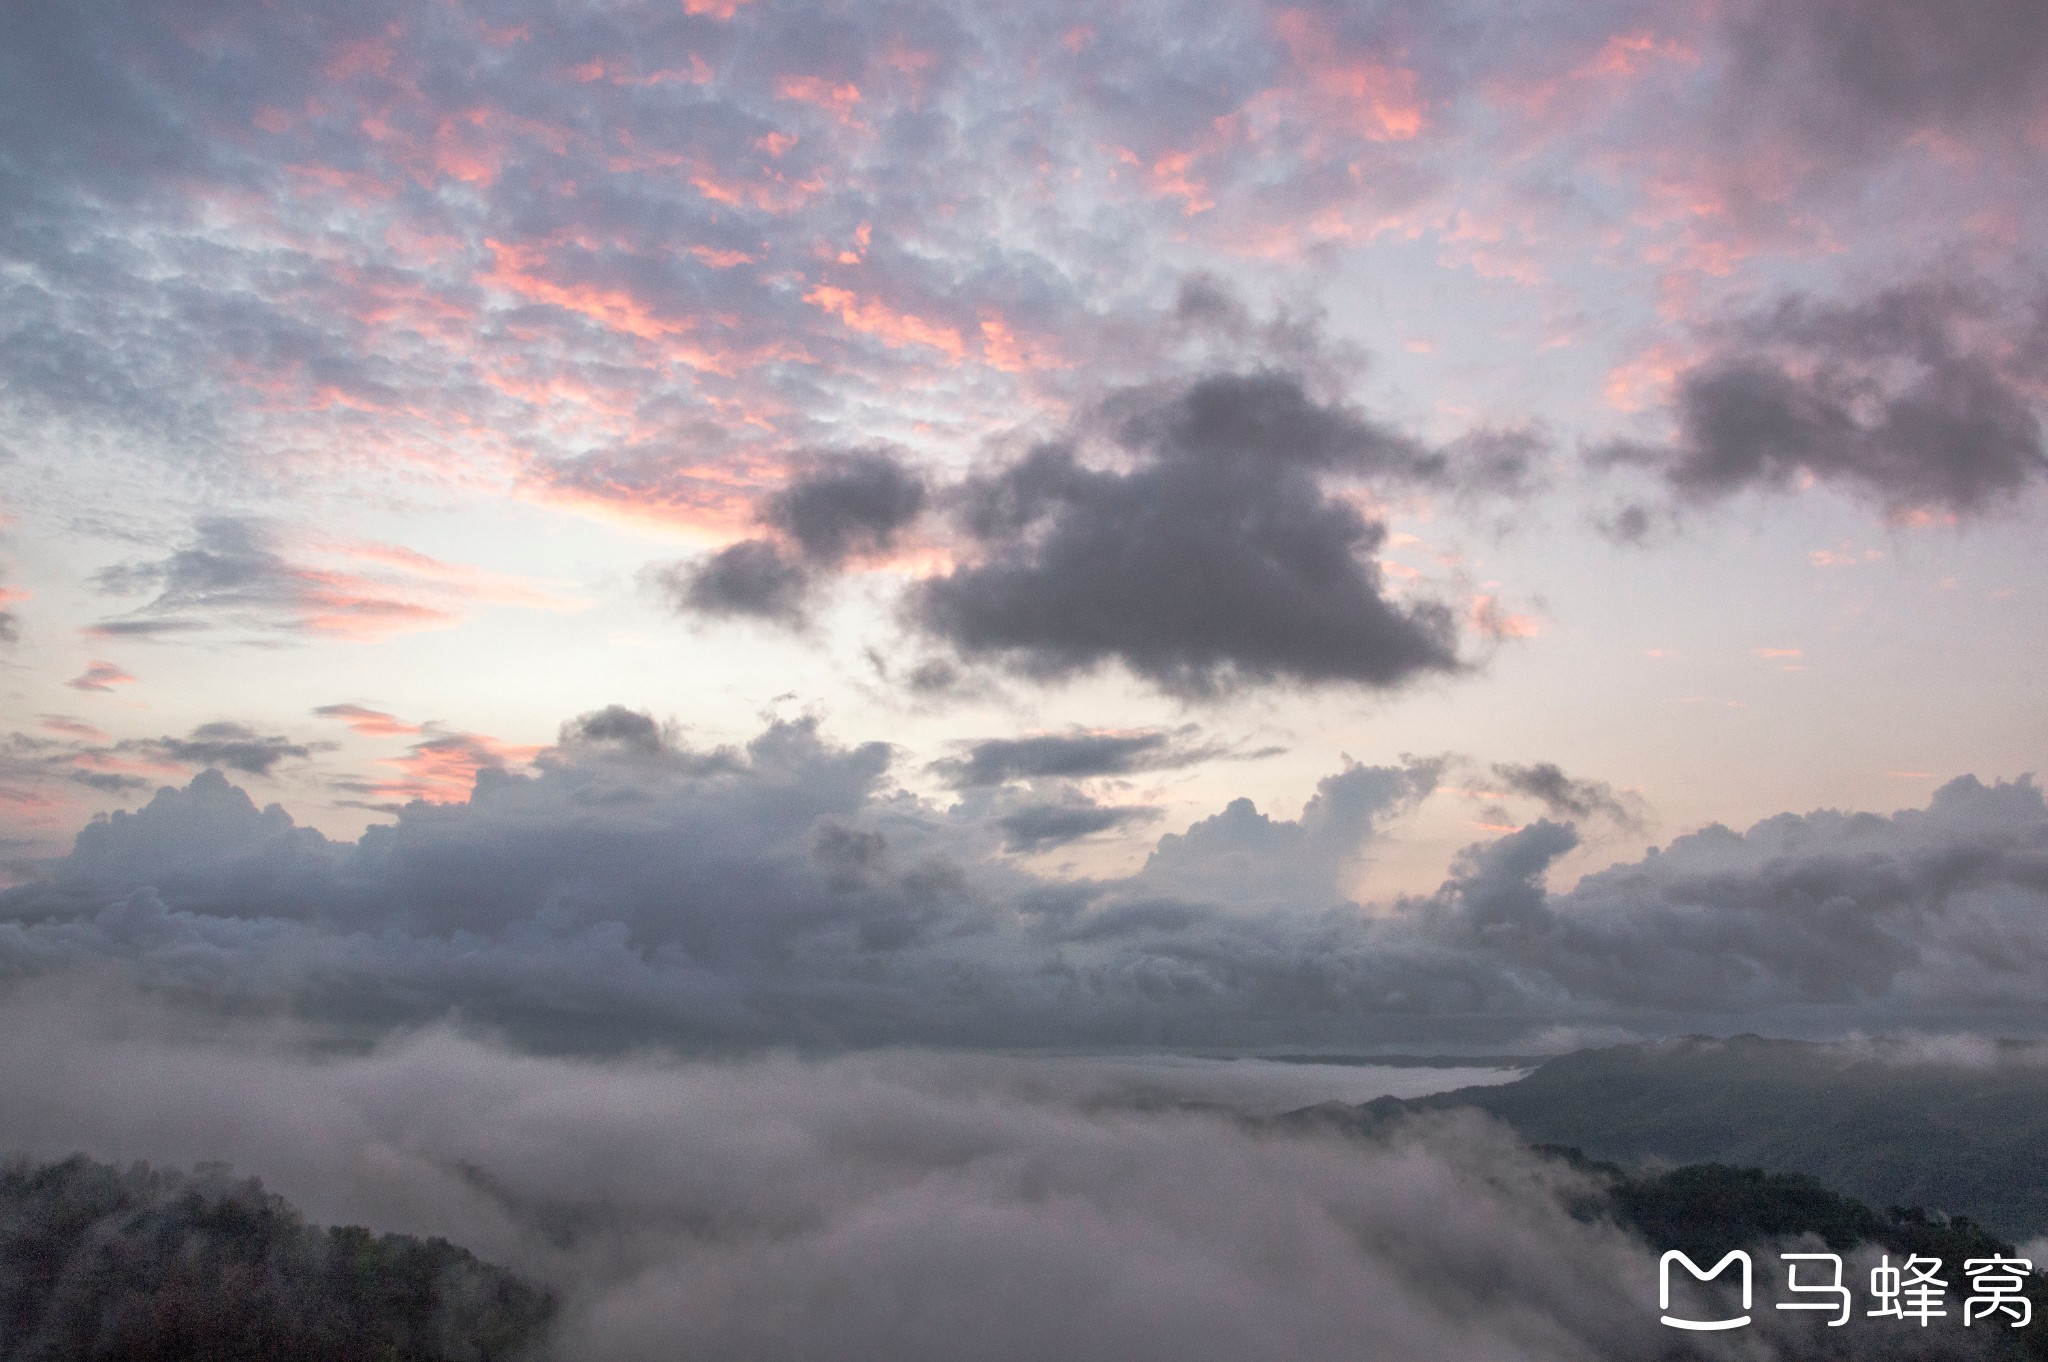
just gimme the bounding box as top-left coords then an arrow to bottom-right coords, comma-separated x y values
1,0 -> 2046,1052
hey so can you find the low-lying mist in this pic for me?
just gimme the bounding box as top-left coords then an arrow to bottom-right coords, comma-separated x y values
0,979 -> 1696,1362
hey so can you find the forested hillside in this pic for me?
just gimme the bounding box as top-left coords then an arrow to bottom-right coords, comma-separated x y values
0,1155 -> 554,1362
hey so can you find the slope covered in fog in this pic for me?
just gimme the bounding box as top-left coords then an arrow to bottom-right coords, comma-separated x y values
1347,1035 -> 2048,1238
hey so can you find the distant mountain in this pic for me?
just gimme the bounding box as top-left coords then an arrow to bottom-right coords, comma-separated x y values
0,1154 -> 554,1362
1309,1035 -> 2048,1239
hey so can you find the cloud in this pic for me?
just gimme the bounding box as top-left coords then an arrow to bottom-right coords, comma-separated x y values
914,372 -> 1479,697
1138,760 -> 1442,908
83,520 -> 574,642
558,703 -> 678,757
338,727 -> 543,807
993,796 -> 1160,854
312,704 -> 422,738
654,540 -> 813,624
3,710 -> 2047,1049
0,573 -> 22,647
0,720 -> 324,813
762,449 -> 928,564
656,364 -> 1532,692
0,991 -> 1704,1362
1489,762 -> 1644,831
65,661 -> 136,693
929,728 -> 1216,789
88,518 -> 453,641
145,722 -> 316,777
60,768 -> 308,887
1416,772 -> 2048,1023
659,450 -> 929,624
1718,0 -> 2048,160
1604,274 -> 2048,518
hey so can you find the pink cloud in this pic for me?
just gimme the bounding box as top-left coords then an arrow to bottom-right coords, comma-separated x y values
314,704 -> 424,738
367,729 -> 545,804
67,662 -> 138,694
804,285 -> 965,361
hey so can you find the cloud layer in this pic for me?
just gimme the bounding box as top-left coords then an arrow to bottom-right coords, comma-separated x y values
0,991 -> 1732,1362
3,709 -> 2045,1049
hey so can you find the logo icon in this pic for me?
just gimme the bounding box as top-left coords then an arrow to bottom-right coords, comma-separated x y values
1661,1250 -> 1753,1330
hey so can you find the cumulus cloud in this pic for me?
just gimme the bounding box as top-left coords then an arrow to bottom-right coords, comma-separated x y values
2,708 -> 2046,1049
914,372 -> 1483,696
1138,760 -> 1442,908
656,370 -> 1532,697
0,990 -> 1731,1362
1605,274 -> 2048,519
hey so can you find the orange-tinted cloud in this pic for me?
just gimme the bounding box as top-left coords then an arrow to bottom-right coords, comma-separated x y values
684,0 -> 754,19
481,239 -> 694,341
689,245 -> 757,268
1603,342 -> 1688,412
804,285 -> 965,360
1469,594 -> 1542,639
314,539 -> 582,612
1272,9 -> 1425,142
366,729 -> 545,804
977,313 -> 1068,373
1148,150 -> 1214,215
39,716 -> 110,741
314,703 -> 423,737
775,75 -> 865,126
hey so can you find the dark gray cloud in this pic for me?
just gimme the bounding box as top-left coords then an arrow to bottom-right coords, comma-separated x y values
1719,0 -> 2048,158
661,450 -> 929,624
0,720 -> 321,813
1606,275 -> 2048,518
763,450 -> 928,565
915,372 -> 1478,697
654,541 -> 812,624
147,722 -> 315,777
993,797 -> 1159,854
0,733 -> 152,799
930,728 -> 1216,789
559,704 -> 677,757
1490,762 -> 1643,831
3,709 -> 2046,1049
